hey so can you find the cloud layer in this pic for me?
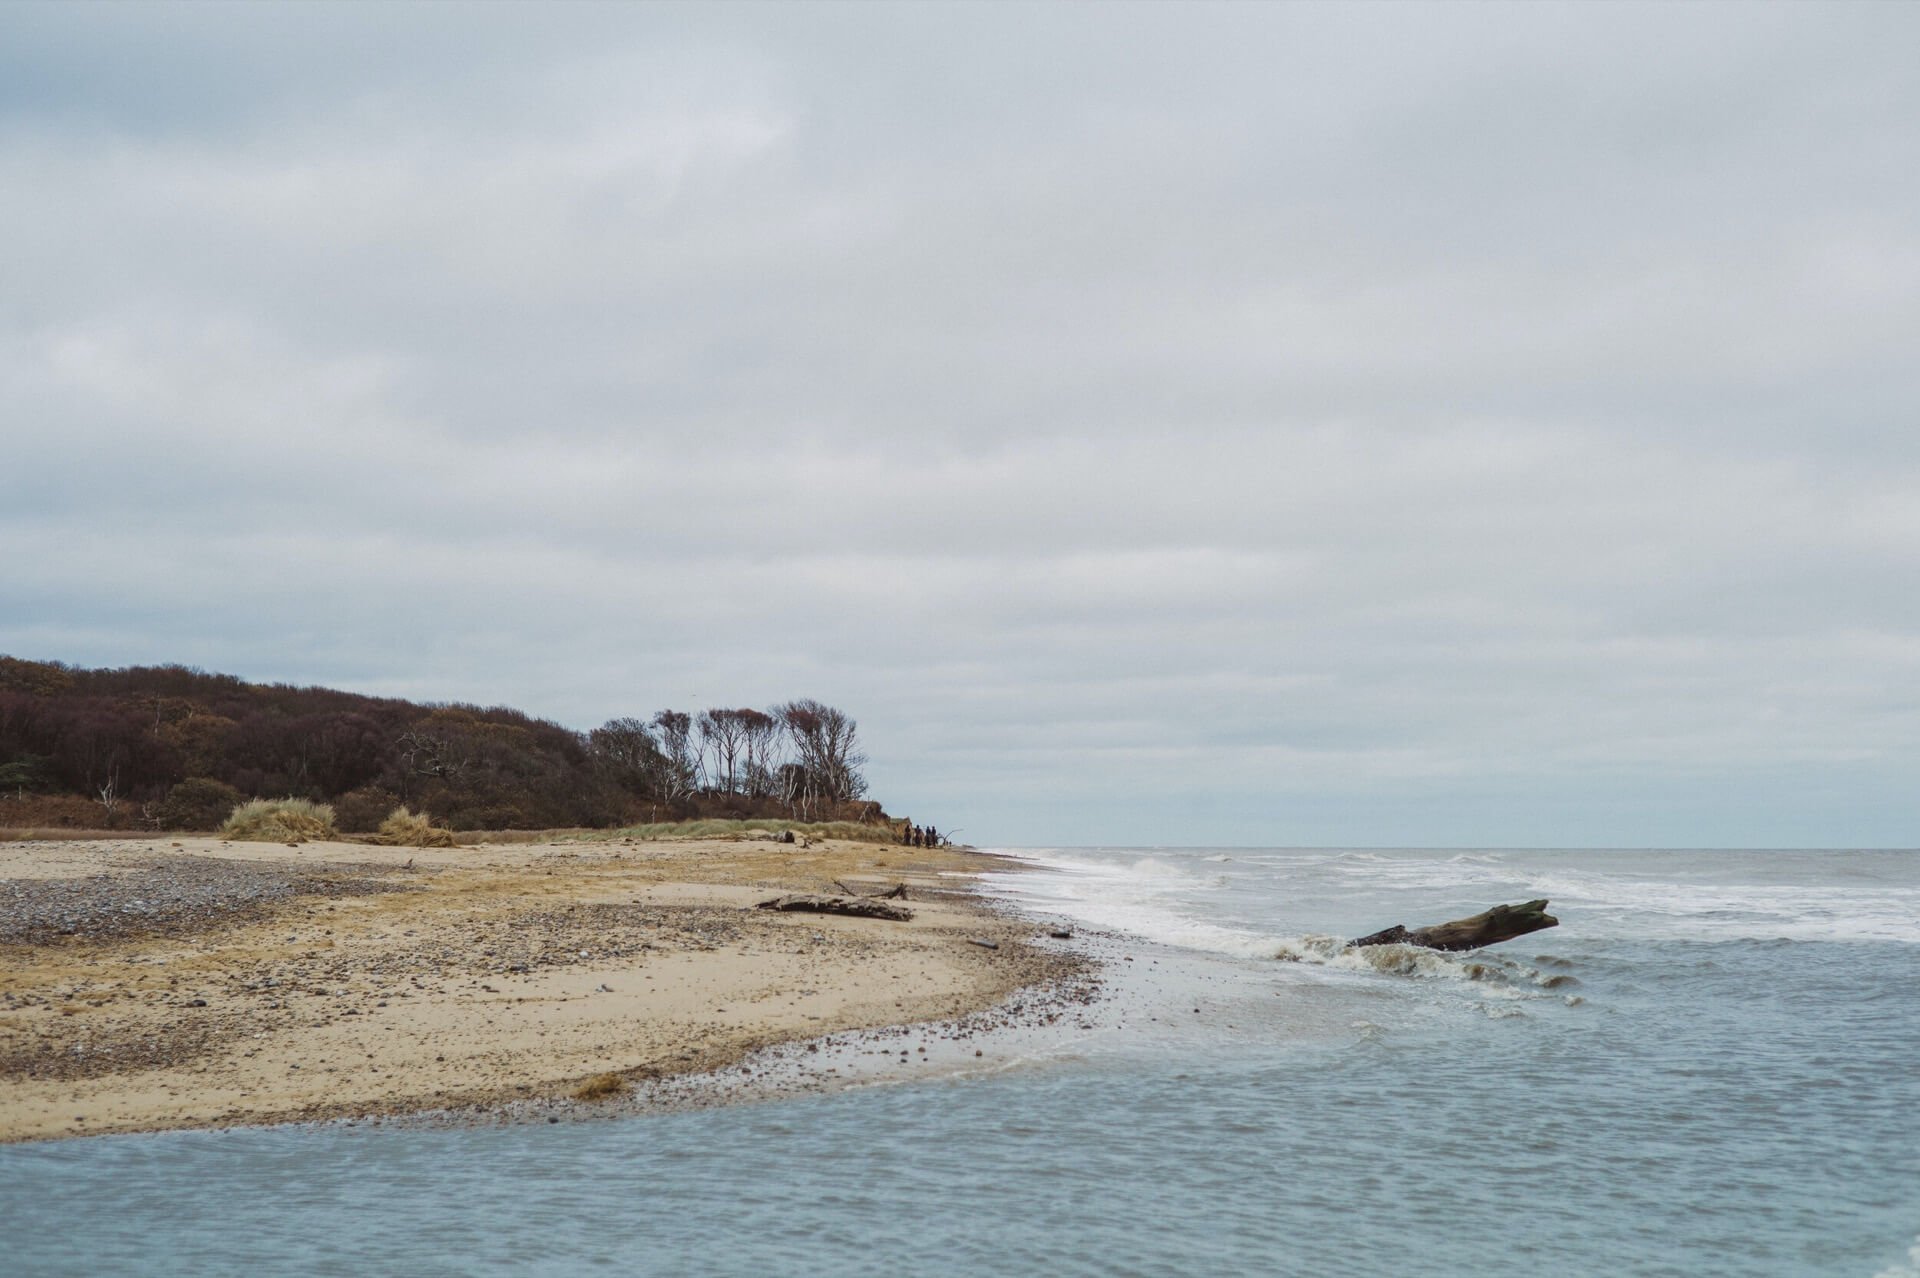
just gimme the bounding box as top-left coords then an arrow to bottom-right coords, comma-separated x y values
5,2 -> 1918,845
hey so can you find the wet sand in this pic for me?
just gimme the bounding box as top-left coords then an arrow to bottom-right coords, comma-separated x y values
0,834 -> 1087,1143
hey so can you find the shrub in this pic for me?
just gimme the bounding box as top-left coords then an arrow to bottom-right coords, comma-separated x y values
156,777 -> 245,831
573,1073 -> 627,1101
334,785 -> 401,834
440,803 -> 533,831
0,753 -> 48,795
376,805 -> 457,848
0,793 -> 133,831
220,797 -> 338,843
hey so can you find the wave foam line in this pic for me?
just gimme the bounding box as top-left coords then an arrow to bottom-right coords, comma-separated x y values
981,851 -> 1562,993
1875,1236 -> 1920,1278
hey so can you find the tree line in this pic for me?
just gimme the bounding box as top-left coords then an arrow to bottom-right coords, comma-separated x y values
0,656 -> 876,832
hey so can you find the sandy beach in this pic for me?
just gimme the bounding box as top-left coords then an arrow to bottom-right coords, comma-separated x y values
0,834 -> 1082,1144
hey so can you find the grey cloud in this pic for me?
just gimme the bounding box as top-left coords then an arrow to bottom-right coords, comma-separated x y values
4,2 -> 1918,845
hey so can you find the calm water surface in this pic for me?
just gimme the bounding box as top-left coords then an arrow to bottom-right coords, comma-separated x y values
6,847 -> 1919,1276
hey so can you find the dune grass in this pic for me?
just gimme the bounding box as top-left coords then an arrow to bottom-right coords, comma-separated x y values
572,1072 -> 628,1101
592,817 -> 900,845
219,797 -> 338,843
0,828 -> 133,842
375,805 -> 458,848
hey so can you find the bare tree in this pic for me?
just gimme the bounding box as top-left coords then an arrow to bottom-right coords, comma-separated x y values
774,760 -> 811,819
775,701 -> 823,817
697,709 -> 751,795
772,699 -> 867,813
588,717 -> 668,797
738,708 -> 779,798
814,703 -> 868,803
398,729 -> 466,780
651,710 -> 697,801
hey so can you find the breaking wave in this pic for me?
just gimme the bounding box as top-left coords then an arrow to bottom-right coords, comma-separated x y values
979,849 -> 1568,995
1520,871 -> 1920,945
1268,931 -> 1567,994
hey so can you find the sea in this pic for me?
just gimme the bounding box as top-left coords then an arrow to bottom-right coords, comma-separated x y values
4,846 -> 1918,1277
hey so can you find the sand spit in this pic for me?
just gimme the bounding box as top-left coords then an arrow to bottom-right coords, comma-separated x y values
0,834 -> 1090,1143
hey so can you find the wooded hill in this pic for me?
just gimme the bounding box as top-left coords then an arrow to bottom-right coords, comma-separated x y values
0,656 -> 879,833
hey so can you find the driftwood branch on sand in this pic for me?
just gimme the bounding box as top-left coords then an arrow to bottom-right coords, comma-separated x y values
832,880 -> 909,900
1348,899 -> 1557,952
755,893 -> 915,922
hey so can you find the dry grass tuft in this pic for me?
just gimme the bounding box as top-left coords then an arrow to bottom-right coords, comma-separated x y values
573,1072 -> 628,1101
451,828 -> 571,844
375,805 -> 458,848
220,797 -> 337,843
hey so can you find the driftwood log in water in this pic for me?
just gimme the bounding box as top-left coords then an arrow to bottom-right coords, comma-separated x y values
755,893 -> 915,922
1348,899 -> 1557,952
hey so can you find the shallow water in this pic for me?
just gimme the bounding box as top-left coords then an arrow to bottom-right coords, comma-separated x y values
6,848 -> 1919,1276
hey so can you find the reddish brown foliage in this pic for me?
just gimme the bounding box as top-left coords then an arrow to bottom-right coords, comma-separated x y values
0,657 -> 878,833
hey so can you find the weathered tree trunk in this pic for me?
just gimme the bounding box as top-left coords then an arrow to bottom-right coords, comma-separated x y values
1348,899 -> 1557,952
755,893 -> 914,921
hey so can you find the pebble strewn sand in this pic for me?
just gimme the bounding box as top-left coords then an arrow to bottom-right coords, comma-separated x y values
0,856 -> 416,946
0,835 -> 1093,1143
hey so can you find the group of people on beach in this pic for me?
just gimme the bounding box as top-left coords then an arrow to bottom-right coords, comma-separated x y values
899,821 -> 939,848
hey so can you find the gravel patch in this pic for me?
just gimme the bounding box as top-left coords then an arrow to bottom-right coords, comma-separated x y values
0,1007 -> 276,1082
0,855 -> 418,946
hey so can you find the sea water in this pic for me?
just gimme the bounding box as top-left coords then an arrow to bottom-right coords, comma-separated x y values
5,847 -> 1918,1277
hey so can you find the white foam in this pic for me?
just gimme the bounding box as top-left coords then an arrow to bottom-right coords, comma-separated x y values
980,849 -> 1554,995
1521,871 -> 1920,945
1015,846 -> 1920,947
1873,1235 -> 1920,1278
1269,932 -> 1554,992
980,850 -> 1316,962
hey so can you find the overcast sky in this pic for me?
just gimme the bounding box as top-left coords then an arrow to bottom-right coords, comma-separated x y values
4,1 -> 1917,847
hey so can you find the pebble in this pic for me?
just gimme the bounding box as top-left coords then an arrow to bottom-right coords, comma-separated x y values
0,852 -> 412,946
